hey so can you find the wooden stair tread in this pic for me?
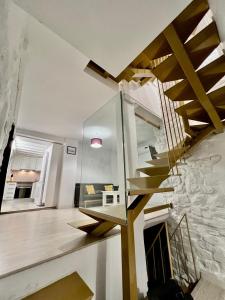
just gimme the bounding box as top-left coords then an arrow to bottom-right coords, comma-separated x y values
129,187 -> 174,196
173,0 -> 209,43
176,85 -> 225,117
79,206 -> 127,226
152,21 -> 220,83
185,21 -> 220,69
136,165 -> 170,176
145,157 -> 170,166
144,33 -> 172,60
165,55 -> 225,102
68,219 -> 99,233
152,55 -> 184,82
165,80 -> 196,102
23,273 -> 94,300
190,123 -> 209,131
208,86 -> 225,106
128,175 -> 169,189
198,55 -> 225,91
185,108 -> 225,123
156,147 -> 188,159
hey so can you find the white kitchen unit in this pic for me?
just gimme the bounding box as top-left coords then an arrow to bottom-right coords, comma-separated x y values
3,182 -> 17,200
11,155 -> 43,171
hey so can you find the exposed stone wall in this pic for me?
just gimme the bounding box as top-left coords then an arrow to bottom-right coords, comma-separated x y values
0,1 -> 27,165
164,131 -> 225,286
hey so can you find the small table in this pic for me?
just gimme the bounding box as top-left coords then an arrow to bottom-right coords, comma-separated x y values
102,191 -> 120,206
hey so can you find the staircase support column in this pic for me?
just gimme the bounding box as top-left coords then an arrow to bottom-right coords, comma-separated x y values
121,213 -> 138,300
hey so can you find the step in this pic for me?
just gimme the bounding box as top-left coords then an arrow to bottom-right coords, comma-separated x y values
187,109 -> 225,123
173,0 -> 209,43
68,219 -> 99,233
146,157 -> 171,166
208,86 -> 225,106
151,21 -> 219,84
175,100 -> 202,116
23,272 -> 94,300
129,187 -> 174,196
152,55 -> 184,82
127,175 -> 169,189
198,55 -> 225,92
136,165 -> 170,176
156,147 -> 189,159
190,123 -> 209,131
185,21 -> 220,69
144,33 -> 172,60
165,79 -> 196,102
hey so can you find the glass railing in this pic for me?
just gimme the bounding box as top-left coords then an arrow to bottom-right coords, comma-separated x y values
79,93 -> 128,221
79,92 -> 169,222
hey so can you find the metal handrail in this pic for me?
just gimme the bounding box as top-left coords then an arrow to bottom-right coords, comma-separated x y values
169,214 -> 198,289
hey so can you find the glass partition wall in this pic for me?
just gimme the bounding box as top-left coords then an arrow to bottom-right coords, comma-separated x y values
79,93 -> 128,220
79,92 -> 168,222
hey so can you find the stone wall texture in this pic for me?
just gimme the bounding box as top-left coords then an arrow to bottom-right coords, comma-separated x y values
164,131 -> 225,287
0,1 -> 27,165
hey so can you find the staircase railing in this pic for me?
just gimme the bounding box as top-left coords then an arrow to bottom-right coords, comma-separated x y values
145,214 -> 198,293
145,222 -> 173,285
169,214 -> 199,292
155,69 -> 188,174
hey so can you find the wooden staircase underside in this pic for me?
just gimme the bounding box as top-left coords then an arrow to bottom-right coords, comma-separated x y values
77,0 -> 225,240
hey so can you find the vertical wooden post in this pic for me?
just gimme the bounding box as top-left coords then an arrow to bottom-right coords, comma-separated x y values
121,213 -> 138,300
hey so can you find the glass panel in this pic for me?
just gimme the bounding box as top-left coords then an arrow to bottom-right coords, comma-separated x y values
79,93 -> 127,221
122,93 -> 170,209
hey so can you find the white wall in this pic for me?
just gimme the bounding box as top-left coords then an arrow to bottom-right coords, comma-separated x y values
0,235 -> 123,300
42,143 -> 63,207
58,139 -> 78,208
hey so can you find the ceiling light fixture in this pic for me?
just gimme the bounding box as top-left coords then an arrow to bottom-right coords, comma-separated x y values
90,138 -> 102,148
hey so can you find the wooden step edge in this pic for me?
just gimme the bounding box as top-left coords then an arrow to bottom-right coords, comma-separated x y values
156,146 -> 190,158
145,159 -> 170,166
144,203 -> 173,214
128,187 -> 174,196
127,174 -> 169,181
68,219 -> 98,229
136,166 -> 169,171
79,207 -> 127,226
68,219 -> 100,233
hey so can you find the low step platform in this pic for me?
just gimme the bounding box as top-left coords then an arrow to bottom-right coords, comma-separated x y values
23,272 -> 94,300
79,205 -> 127,226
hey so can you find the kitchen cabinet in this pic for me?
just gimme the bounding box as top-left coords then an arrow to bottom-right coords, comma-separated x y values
3,182 -> 16,200
11,155 -> 43,171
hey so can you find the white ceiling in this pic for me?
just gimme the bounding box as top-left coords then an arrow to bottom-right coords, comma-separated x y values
17,15 -> 116,140
14,0 -> 225,141
14,0 -> 192,77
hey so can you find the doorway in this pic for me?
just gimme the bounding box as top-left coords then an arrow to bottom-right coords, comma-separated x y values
0,135 -> 52,213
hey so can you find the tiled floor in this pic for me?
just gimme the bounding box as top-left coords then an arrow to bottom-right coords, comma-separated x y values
1,198 -> 45,212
